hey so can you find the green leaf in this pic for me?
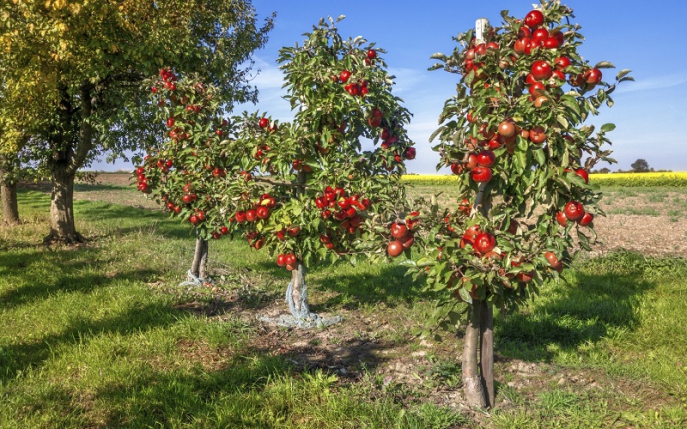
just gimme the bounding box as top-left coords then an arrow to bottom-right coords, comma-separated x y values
416,257 -> 432,267
458,288 -> 472,304
616,69 -> 632,80
594,61 -> 615,69
600,123 -> 616,133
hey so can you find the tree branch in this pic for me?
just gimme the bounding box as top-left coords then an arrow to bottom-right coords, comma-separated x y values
67,81 -> 95,176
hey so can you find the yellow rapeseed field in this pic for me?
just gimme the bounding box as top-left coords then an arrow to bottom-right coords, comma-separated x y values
401,172 -> 687,187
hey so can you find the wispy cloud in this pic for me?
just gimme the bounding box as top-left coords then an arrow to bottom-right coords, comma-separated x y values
387,67 -> 426,94
246,56 -> 285,90
615,74 -> 687,94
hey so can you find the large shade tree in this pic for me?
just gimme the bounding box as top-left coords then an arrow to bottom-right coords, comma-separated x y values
0,0 -> 274,243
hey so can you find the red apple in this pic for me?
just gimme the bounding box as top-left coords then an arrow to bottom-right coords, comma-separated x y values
476,150 -> 495,168
578,212 -> 594,226
564,201 -> 585,221
391,223 -> 408,239
575,168 -> 589,184
474,232 -> 496,254
556,211 -> 568,227
471,167 -> 492,183
545,251 -> 563,273
256,206 -> 269,219
524,9 -> 544,28
387,240 -> 404,257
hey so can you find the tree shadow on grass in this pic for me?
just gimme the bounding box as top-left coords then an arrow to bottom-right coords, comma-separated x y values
15,188 -> 191,241
312,264 -> 425,311
72,201 -> 192,240
6,318 -> 393,427
495,251 -> 678,362
73,182 -> 129,192
0,243 -> 175,382
91,339 -> 392,427
249,260 -> 426,314
0,299 -> 182,384
0,246 -> 157,310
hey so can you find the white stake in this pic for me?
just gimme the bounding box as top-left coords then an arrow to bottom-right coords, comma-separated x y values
475,18 -> 489,44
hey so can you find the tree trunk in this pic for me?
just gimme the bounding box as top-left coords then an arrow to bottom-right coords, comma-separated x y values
44,81 -> 94,244
480,299 -> 495,407
461,19 -> 495,409
46,167 -> 83,244
1,156 -> 20,225
286,262 -> 312,319
190,236 -> 209,281
285,169 -> 314,320
1,180 -> 20,225
463,303 -> 486,408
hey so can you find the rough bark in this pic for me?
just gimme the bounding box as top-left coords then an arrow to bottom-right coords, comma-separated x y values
284,170 -> 314,320
1,156 -> 21,225
46,168 -> 83,244
463,303 -> 487,408
190,237 -> 209,280
480,299 -> 495,408
44,81 -> 94,244
1,179 -> 20,225
461,181 -> 495,408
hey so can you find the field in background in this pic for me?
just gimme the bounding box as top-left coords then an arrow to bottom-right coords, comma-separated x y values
2,175 -> 687,428
401,172 -> 687,187
76,172 -> 687,257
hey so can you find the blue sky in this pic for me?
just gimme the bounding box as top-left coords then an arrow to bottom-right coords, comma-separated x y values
95,0 -> 687,173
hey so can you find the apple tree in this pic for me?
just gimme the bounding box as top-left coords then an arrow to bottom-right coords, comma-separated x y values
135,70 -> 257,284
231,17 -> 419,327
413,1 -> 632,407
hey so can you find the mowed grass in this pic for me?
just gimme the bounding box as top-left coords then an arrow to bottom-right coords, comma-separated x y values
1,187 -> 686,428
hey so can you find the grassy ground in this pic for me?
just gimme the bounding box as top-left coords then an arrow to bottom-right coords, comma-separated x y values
1,186 -> 687,428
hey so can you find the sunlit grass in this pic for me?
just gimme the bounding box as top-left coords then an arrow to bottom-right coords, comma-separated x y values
2,188 -> 687,428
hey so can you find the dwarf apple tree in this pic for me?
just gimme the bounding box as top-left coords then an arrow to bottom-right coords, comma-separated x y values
414,1 -> 632,407
135,71 -> 257,283
232,16 -> 419,327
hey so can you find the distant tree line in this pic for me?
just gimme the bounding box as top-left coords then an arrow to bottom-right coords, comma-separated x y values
591,159 -> 673,174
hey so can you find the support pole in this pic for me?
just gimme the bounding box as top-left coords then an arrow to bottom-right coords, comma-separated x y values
461,17 -> 496,409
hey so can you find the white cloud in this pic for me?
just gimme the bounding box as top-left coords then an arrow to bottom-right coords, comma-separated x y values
387,67 -> 426,94
246,56 -> 285,90
615,74 -> 687,95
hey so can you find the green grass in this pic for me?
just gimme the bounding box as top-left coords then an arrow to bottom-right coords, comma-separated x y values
1,188 -> 687,428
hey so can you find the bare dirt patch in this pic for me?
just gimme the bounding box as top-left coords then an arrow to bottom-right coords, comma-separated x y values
406,184 -> 687,258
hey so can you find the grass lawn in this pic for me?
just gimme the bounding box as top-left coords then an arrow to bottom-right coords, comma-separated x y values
1,186 -> 686,428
